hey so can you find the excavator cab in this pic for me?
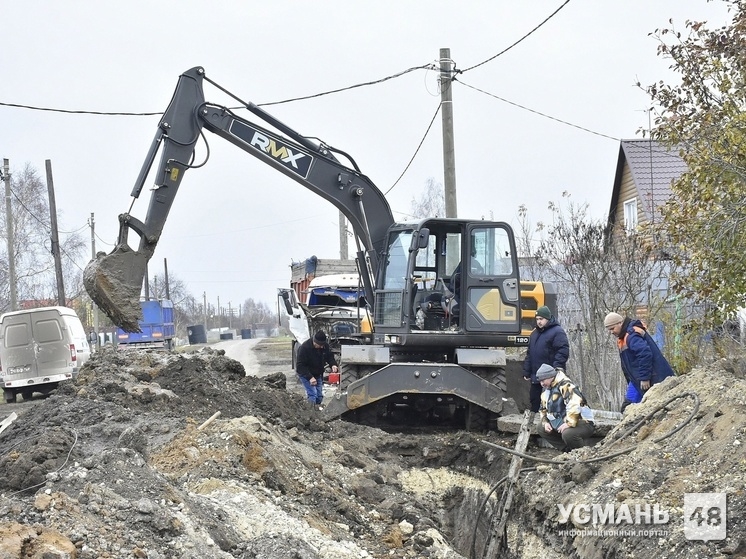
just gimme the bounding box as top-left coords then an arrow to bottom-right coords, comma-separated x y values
374,218 -> 522,349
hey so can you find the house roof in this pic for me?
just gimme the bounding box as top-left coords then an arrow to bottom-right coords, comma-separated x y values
608,139 -> 688,228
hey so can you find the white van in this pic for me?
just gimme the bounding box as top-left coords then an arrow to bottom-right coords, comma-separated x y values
0,306 -> 90,403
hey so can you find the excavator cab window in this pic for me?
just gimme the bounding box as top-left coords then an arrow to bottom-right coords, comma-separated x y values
381,231 -> 412,290
471,227 -> 513,276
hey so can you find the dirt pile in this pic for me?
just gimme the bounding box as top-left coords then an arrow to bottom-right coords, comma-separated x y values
0,342 -> 516,559
501,357 -> 746,558
1,340 -> 745,558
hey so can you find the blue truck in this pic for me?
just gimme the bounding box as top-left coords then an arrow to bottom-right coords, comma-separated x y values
116,300 -> 175,349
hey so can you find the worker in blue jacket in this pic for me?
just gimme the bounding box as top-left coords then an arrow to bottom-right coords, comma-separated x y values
604,312 -> 676,411
523,306 -> 570,413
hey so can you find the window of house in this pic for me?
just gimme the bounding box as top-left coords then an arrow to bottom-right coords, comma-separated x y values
623,198 -> 638,232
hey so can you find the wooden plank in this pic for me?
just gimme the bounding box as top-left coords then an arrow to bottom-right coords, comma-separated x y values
487,409 -> 533,556
0,412 -> 18,437
497,410 -> 620,437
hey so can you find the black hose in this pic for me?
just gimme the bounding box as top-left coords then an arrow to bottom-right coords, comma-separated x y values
471,392 -> 700,557
480,392 -> 700,465
469,467 -> 536,559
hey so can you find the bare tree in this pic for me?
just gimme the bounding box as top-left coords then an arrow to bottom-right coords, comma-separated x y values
409,177 -> 445,219
517,195 -> 671,411
0,163 -> 85,311
242,298 -> 273,330
147,272 -> 194,337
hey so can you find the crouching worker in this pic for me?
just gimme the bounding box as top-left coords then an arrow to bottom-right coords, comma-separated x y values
296,330 -> 339,410
536,363 -> 595,451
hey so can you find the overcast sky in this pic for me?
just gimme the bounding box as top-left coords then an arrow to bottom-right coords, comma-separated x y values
1,0 -> 732,311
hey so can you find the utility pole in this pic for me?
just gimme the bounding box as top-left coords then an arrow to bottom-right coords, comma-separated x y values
203,291 -> 207,330
440,48 -> 458,219
143,262 -> 150,300
3,159 -> 17,311
339,210 -> 348,260
45,160 -> 66,306
90,212 -> 99,343
163,258 -> 170,299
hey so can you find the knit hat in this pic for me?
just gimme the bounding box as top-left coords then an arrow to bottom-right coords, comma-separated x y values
604,312 -> 624,328
536,306 -> 552,320
536,363 -> 556,381
313,330 -> 327,344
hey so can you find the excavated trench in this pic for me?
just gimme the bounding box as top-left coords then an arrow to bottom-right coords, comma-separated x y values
0,339 -> 557,558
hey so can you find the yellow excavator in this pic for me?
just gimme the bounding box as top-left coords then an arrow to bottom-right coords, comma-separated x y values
85,66 -> 554,430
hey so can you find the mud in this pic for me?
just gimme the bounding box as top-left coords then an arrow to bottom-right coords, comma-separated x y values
0,339 -> 745,558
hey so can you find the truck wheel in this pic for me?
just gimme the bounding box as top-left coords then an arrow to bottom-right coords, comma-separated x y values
471,366 -> 507,394
340,363 -> 360,389
464,403 -> 488,432
486,367 -> 507,394
4,390 -> 15,404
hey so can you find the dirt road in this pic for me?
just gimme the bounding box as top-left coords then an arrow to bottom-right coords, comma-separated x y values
210,337 -> 263,376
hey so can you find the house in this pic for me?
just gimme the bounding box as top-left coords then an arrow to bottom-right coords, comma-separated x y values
607,139 -> 687,233
607,140 -> 746,338
605,139 -> 690,319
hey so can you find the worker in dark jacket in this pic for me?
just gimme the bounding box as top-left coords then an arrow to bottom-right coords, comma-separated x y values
296,330 -> 338,409
523,306 -> 570,413
604,312 -> 676,411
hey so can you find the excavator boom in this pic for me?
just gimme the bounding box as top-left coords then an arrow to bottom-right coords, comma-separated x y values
85,67 -> 394,330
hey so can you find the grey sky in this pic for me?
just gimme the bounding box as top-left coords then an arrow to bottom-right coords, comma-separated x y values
1,1 -> 730,309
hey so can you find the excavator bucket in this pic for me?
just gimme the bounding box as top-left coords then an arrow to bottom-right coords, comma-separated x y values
83,244 -> 148,333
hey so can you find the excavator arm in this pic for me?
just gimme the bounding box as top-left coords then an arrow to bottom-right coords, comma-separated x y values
84,66 -> 395,331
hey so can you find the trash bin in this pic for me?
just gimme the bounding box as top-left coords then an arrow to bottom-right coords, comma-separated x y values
241,328 -> 252,339
219,332 -> 234,340
187,324 -> 207,344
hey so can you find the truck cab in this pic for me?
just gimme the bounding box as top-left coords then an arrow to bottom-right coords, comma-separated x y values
279,272 -> 372,370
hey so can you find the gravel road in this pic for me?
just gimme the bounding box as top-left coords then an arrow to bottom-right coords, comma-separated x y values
209,338 -> 263,376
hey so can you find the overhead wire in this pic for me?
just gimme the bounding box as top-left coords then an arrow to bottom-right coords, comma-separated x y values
456,79 -> 620,142
7,186 -> 86,272
0,101 -> 160,116
459,0 -> 573,74
384,102 -> 442,195
255,64 -> 436,107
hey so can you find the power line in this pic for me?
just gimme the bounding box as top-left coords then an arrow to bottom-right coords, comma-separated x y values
459,0 -> 573,74
455,79 -> 620,141
0,64 -> 435,116
0,101 -> 161,116
257,64 -> 435,107
385,102 -> 442,195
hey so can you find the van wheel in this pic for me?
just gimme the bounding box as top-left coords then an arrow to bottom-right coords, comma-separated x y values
4,390 -> 15,404
21,390 -> 33,401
